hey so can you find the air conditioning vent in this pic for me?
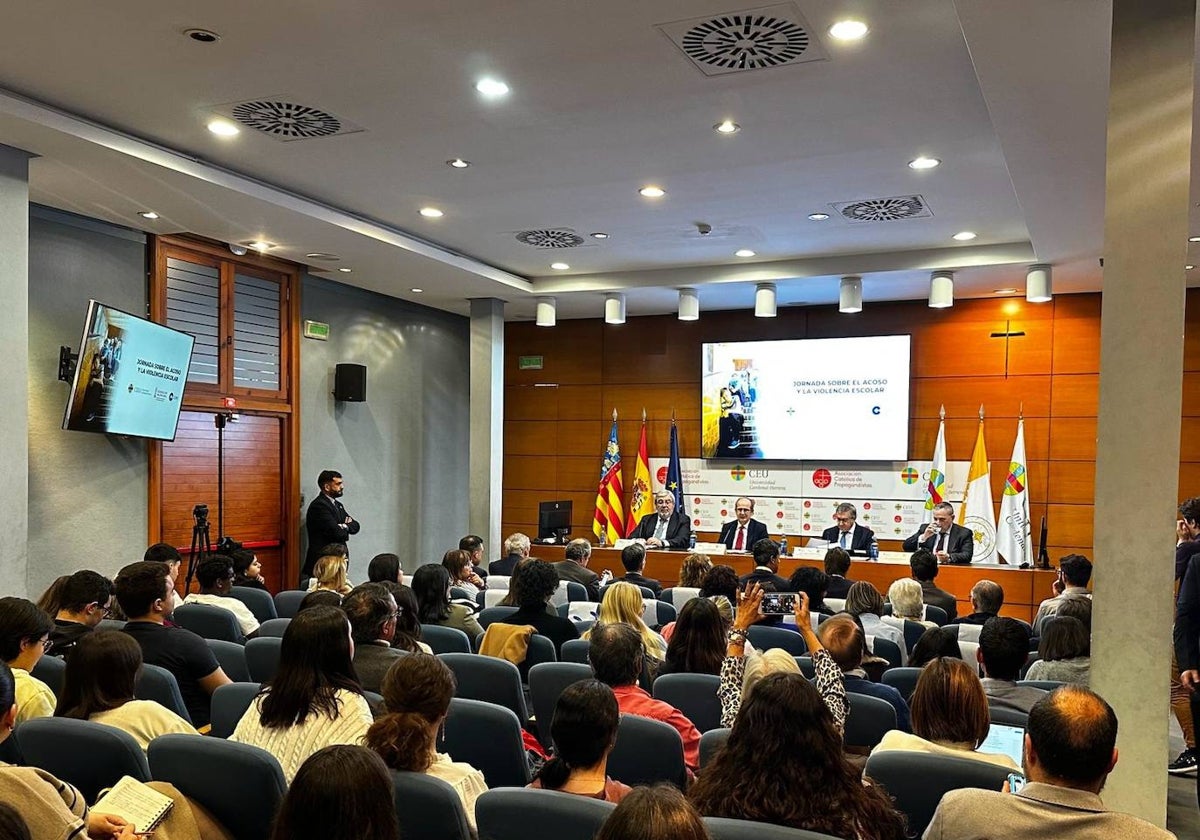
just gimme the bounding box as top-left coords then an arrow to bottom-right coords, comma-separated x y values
210,99 -> 364,142
833,195 -> 933,223
515,229 -> 586,249
658,4 -> 827,76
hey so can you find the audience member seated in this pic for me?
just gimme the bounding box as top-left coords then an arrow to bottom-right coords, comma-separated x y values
46,570 -> 113,658
737,539 -> 791,592
846,582 -> 906,664
598,785 -> 710,840
950,579 -> 1004,626
458,534 -> 490,580
494,559 -> 579,655
1025,616 -> 1091,686
230,605 -> 372,782
298,589 -> 343,612
491,532 -> 530,576
589,623 -> 701,772
307,551 -> 352,596
117,561 -> 230,728
365,654 -> 487,831
529,679 -> 632,802
698,565 -> 739,604
1033,554 -> 1093,634
343,584 -> 408,692
554,538 -> 604,601
144,542 -> 186,615
979,617 -> 1046,714
909,626 -> 963,668
585,582 -> 666,660
230,548 -> 269,591
692,608 -> 903,838
1055,595 -> 1093,633
658,598 -> 724,677
909,548 -> 959,621
823,547 -> 855,599
183,555 -> 260,638
790,566 -> 833,616
367,552 -> 404,586
820,615 -> 910,732
925,686 -> 1174,840
678,553 -> 712,589
443,548 -> 486,601
378,583 -> 431,653
412,564 -> 484,640
617,543 -> 663,598
886,577 -> 934,629
0,597 -> 56,722
270,745 -> 400,840
35,576 -> 70,618
871,657 -> 1020,771
56,630 -> 197,749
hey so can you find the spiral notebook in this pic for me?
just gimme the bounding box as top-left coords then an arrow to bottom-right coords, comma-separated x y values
92,776 -> 174,832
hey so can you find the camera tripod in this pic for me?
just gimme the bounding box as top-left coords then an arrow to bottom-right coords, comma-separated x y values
184,506 -> 212,594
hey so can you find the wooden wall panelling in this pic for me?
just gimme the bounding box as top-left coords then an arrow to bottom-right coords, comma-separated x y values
1049,374 -> 1099,417
1179,463 -> 1200,495
1050,295 -> 1102,374
909,417 -> 1050,464
911,375 -> 1052,419
504,385 -> 559,420
1048,418 -> 1097,461
1180,417 -> 1200,461
997,300 -> 1055,377
505,320 -> 604,385
1047,461 -> 1097,504
1182,373 -> 1200,415
1184,292 -> 1200,372
1045,503 -> 1094,550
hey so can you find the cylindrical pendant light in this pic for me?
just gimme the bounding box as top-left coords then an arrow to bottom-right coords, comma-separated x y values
754,283 -> 777,318
839,275 -> 863,313
604,292 -> 626,324
678,288 -> 699,321
535,296 -> 556,327
929,270 -> 955,309
1026,264 -> 1052,303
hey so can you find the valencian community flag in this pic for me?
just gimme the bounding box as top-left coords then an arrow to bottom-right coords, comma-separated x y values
996,418 -> 1032,566
959,412 -> 997,564
593,414 -> 625,545
666,419 -> 684,510
626,414 -> 653,536
924,408 -> 947,519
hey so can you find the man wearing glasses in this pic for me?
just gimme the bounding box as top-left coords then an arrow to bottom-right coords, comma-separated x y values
821,502 -> 876,554
343,583 -> 406,693
718,497 -> 769,552
46,570 -> 113,657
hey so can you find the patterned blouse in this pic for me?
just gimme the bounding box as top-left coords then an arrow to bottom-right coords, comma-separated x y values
718,648 -> 847,733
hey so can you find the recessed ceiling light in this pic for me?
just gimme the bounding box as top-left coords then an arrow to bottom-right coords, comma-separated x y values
1190,236 -> 1200,242
735,249 -> 756,258
828,20 -> 869,40
207,119 -> 239,137
247,241 -> 273,251
952,231 -> 977,241
908,156 -> 940,170
1189,265 -> 1196,270
419,207 -> 444,218
551,262 -> 570,270
808,213 -> 830,221
590,232 -> 609,239
446,158 -> 471,168
714,120 -> 741,134
993,288 -> 1018,295
138,211 -> 159,220
304,253 -> 339,260
183,28 -> 220,43
410,288 -> 423,293
338,267 -> 353,273
475,78 -> 510,98
639,186 -> 665,198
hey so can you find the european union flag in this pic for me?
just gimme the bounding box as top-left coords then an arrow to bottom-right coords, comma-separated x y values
666,421 -> 684,510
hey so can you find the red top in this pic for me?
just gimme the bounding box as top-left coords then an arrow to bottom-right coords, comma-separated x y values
611,684 -> 701,771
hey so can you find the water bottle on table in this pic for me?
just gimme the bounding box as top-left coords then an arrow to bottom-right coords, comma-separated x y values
869,539 -> 880,561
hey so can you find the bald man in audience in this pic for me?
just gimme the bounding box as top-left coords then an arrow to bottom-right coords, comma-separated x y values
949,580 -> 1004,626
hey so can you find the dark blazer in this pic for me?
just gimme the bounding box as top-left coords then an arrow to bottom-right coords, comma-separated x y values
304,494 -> 360,576
489,552 -> 523,577
630,511 -> 692,549
825,575 -> 855,600
738,567 -> 792,592
821,524 -> 876,553
902,522 -> 974,564
718,518 -> 769,551
919,580 -> 959,621
553,560 -> 602,601
1176,553 -> 1200,670
619,571 -> 662,599
352,642 -> 408,693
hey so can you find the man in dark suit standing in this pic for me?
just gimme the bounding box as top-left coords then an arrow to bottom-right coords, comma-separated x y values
821,502 -> 875,554
304,470 -> 360,578
902,502 -> 974,565
630,491 -> 692,549
717,497 -> 769,552
738,539 -> 791,591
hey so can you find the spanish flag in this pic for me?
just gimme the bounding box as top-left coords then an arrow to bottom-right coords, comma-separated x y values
593,412 -> 625,544
626,413 -> 653,536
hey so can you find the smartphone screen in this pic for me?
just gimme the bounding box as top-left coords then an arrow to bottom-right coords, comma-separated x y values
760,592 -> 796,614
1006,772 -> 1026,794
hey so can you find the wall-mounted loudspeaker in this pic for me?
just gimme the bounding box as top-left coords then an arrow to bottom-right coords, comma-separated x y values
333,364 -> 367,402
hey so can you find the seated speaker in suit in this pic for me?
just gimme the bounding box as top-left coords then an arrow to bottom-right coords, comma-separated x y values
820,502 -> 875,554
630,491 -> 692,550
717,497 -> 769,552
902,502 -> 974,565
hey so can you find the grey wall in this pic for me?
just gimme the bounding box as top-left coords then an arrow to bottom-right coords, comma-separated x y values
27,208 -> 148,598
300,275 -> 470,577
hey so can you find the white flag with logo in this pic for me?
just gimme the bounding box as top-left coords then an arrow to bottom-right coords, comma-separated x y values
996,419 -> 1032,566
959,417 -> 998,564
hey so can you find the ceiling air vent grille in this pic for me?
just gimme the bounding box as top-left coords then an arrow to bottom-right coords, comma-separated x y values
657,4 -> 827,76
515,229 -> 586,249
832,195 -> 933,223
210,99 -> 364,142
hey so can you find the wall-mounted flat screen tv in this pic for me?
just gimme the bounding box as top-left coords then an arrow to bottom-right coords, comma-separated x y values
701,335 -> 911,461
62,300 -> 194,442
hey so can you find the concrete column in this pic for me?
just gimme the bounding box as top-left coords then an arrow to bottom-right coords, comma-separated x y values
1092,0 -> 1193,823
0,146 -> 32,597
468,298 -> 504,561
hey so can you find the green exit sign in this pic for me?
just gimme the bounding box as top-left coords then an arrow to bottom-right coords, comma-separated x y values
303,320 -> 330,341
518,355 -> 544,370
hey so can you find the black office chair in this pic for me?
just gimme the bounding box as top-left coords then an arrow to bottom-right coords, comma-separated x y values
699,727 -> 731,769
652,673 -> 723,733
273,590 -> 307,619
880,667 -> 922,702
794,656 -> 816,680
422,625 -> 472,654
747,624 -> 807,656
438,652 -> 528,722
923,605 -> 949,626
601,583 -> 654,600
843,692 -> 897,750
444,697 -> 530,788
528,662 -> 593,749
478,606 -> 519,629
206,638 -> 250,683
660,587 -> 701,610
172,603 -> 244,643
560,638 -> 591,664
209,681 -> 262,738
245,637 -> 284,684
228,586 -> 278,622
1017,679 -> 1065,691
869,636 -> 903,668
16,717 -> 150,802
135,663 -> 192,723
255,618 -> 291,637
864,750 -> 1012,838
392,771 -> 472,840
31,655 -> 66,697
476,788 -> 615,840
989,704 -> 1029,726
607,714 -> 687,788
704,817 -> 844,839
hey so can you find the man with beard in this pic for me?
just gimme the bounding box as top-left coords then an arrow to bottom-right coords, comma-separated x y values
304,470 -> 360,579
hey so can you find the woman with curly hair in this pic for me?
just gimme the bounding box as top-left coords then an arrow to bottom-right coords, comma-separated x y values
678,553 -> 712,589
698,565 -> 739,604
585,581 -> 665,660
494,559 -> 579,656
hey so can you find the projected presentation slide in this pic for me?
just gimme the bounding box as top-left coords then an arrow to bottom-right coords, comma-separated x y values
62,301 -> 194,441
700,335 -> 911,461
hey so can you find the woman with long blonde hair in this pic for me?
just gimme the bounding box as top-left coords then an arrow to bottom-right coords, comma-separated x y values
307,553 -> 351,595
585,581 -> 666,660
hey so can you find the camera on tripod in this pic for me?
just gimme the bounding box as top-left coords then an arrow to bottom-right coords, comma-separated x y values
193,504 -> 209,524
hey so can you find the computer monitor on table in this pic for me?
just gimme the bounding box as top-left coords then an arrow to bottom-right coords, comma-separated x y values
537,500 -> 573,543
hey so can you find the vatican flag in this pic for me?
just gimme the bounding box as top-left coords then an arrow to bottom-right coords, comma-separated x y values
996,418 -> 1032,566
958,412 -> 998,564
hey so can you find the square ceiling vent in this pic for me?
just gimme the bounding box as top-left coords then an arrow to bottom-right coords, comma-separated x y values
657,3 -> 828,77
831,195 -> 934,223
209,97 -> 365,142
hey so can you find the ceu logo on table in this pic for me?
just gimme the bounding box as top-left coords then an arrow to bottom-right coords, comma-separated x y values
900,467 -> 919,484
730,465 -> 747,481
812,468 -> 832,488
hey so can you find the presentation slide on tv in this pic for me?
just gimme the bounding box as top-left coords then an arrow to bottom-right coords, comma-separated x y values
701,335 -> 911,461
62,301 -> 194,441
